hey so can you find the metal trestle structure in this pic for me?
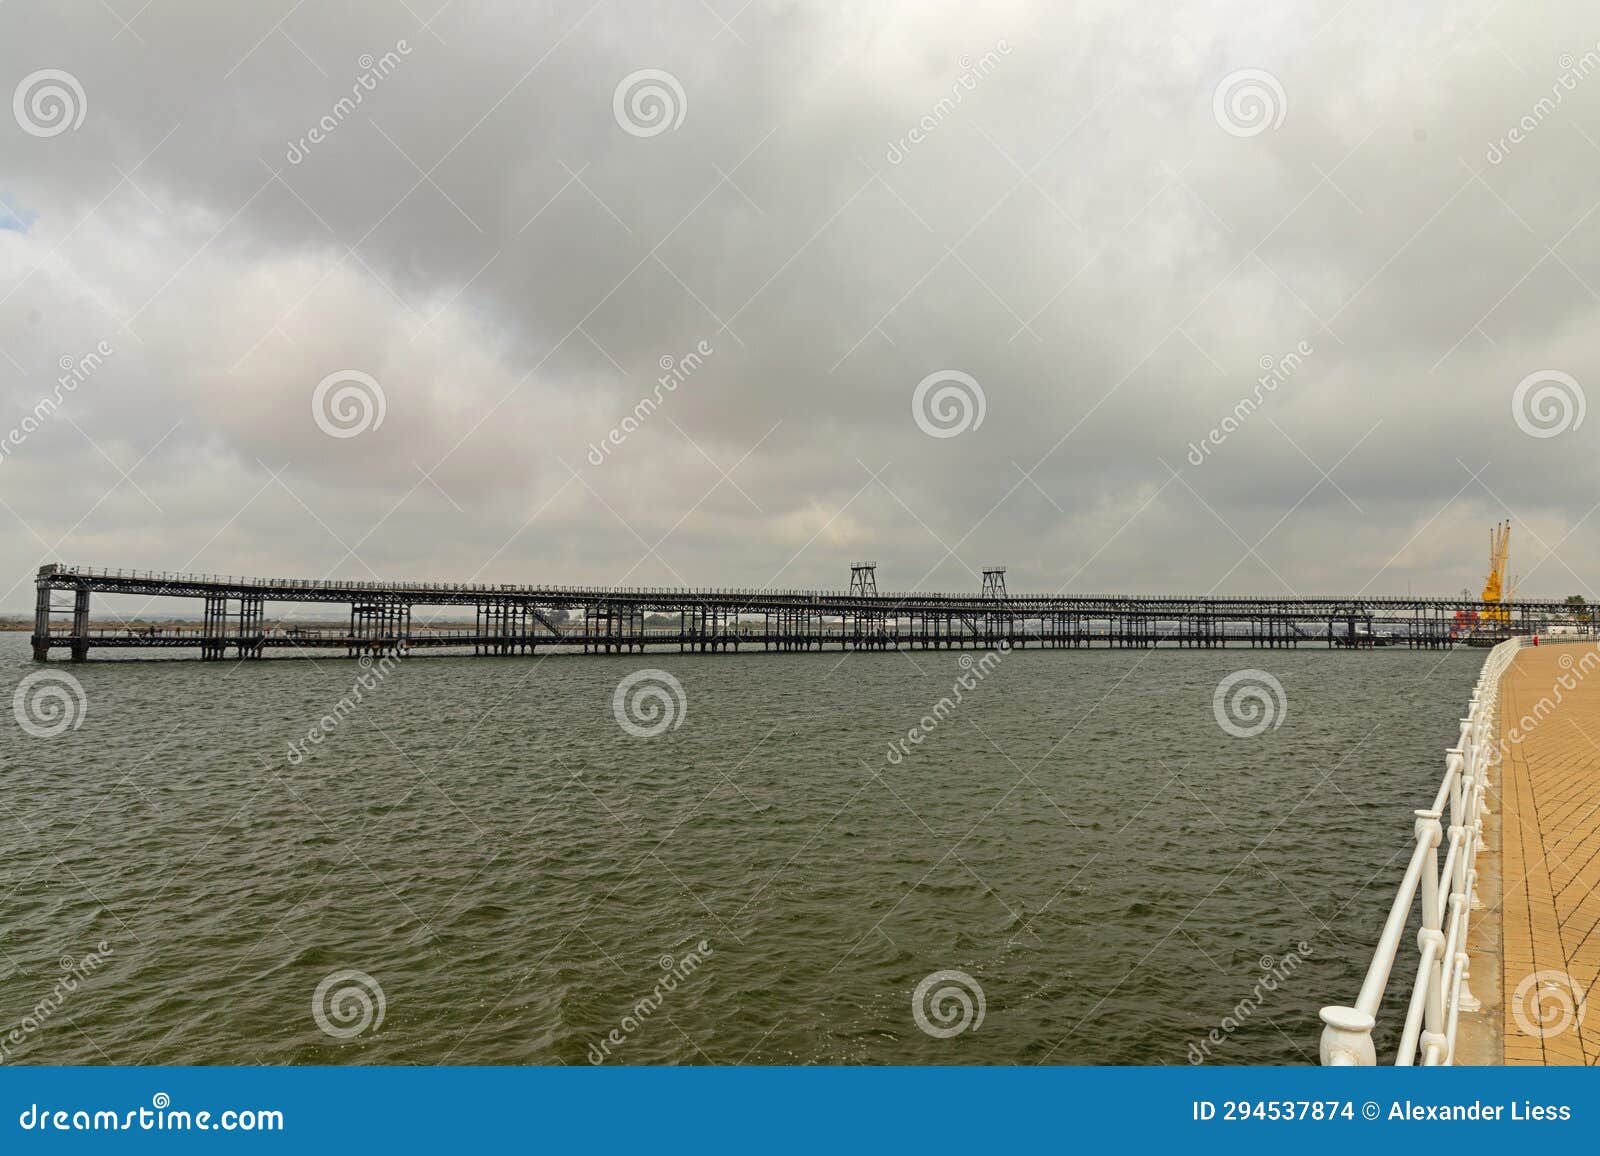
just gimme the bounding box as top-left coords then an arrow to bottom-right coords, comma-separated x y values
28,563 -> 1580,663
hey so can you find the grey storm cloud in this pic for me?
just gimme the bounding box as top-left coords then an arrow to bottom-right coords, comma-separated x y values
1,0 -> 1597,610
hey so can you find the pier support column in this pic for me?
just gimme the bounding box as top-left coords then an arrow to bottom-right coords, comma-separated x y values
201,595 -> 227,660
31,583 -> 52,661
238,594 -> 265,658
69,588 -> 91,661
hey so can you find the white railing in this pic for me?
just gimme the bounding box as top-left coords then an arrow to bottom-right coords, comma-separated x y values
1318,636 -> 1526,1065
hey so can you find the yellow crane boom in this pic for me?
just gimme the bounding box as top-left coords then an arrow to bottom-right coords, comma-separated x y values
1481,520 -> 1511,624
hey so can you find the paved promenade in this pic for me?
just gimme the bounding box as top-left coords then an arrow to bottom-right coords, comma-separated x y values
1498,642 -> 1600,1065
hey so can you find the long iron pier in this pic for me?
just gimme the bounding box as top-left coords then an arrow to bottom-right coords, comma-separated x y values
28,563 -> 1577,662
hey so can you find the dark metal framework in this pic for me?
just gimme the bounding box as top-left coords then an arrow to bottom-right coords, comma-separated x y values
29,563 -> 1573,662
848,562 -> 877,597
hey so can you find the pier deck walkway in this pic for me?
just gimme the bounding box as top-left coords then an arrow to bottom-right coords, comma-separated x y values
1498,642 -> 1600,1065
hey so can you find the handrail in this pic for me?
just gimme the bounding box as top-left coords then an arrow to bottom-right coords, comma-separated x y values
1318,635 -> 1529,1065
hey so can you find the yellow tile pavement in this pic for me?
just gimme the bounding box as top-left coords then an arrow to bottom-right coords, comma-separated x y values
1496,642 -> 1600,1065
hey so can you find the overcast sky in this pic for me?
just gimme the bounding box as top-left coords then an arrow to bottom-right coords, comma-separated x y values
1,0 -> 1597,610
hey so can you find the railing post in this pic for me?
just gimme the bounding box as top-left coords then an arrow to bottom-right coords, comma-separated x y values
1445,743 -> 1465,830
1455,883 -> 1482,1013
1473,715 -> 1494,825
1415,810 -> 1447,1062
1318,1006 -> 1375,1065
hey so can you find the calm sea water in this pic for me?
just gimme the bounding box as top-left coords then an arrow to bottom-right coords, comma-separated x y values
0,632 -> 1482,1065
